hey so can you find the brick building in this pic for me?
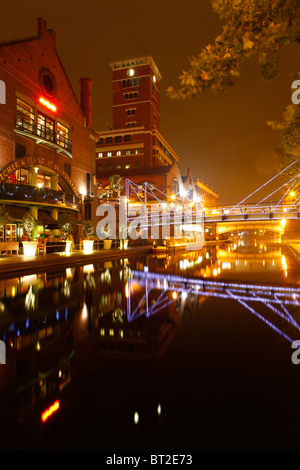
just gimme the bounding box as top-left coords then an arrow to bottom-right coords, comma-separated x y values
0,18 -> 97,247
96,56 -> 218,211
96,57 -> 180,190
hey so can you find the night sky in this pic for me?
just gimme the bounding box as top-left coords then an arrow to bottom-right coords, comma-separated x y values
0,0 -> 297,205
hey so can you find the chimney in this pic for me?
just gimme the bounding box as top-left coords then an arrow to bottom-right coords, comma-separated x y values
79,77 -> 93,127
37,17 -> 47,36
37,18 -> 56,49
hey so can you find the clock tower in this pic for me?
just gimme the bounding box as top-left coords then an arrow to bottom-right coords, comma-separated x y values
110,57 -> 161,131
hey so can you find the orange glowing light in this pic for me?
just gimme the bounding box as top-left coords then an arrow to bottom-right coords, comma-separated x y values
41,400 -> 60,423
39,97 -> 57,113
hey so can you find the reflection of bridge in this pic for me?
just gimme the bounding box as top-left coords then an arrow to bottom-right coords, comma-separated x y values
129,270 -> 300,345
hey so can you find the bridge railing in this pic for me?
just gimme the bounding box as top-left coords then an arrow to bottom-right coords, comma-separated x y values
202,203 -> 300,222
124,202 -> 300,228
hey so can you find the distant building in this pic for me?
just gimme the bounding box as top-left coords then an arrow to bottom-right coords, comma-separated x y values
194,177 -> 219,208
0,18 -> 98,244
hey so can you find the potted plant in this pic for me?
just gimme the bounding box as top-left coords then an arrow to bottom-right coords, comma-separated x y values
22,211 -> 38,256
58,213 -> 77,255
118,220 -> 129,249
109,174 -> 123,198
82,221 -> 95,254
97,222 -> 112,249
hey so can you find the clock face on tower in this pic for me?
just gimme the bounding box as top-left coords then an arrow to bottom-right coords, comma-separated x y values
127,68 -> 135,77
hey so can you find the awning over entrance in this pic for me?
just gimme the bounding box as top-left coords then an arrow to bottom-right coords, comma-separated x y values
6,205 -> 28,222
38,210 -> 58,228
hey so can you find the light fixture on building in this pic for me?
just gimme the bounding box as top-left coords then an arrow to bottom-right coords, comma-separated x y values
127,68 -> 135,77
39,96 -> 57,113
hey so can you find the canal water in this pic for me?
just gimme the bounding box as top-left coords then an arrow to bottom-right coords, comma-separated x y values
0,237 -> 300,451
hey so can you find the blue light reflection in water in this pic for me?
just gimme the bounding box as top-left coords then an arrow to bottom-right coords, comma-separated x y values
0,240 -> 300,450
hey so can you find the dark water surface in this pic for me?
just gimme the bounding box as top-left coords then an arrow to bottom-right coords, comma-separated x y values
1,240 -> 300,451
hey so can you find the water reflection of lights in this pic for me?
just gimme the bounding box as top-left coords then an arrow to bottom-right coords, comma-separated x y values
130,270 -> 300,345
101,269 -> 111,284
83,264 -> 94,274
63,280 -> 71,298
82,303 -> 88,320
25,285 -> 35,310
112,308 -> 125,323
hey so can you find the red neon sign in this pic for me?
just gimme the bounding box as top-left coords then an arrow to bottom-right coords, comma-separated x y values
39,97 -> 57,113
41,400 -> 60,423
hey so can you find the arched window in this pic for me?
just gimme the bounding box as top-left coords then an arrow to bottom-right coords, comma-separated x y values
171,178 -> 179,196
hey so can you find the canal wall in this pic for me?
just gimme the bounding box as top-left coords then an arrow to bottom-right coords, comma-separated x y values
0,245 -> 152,278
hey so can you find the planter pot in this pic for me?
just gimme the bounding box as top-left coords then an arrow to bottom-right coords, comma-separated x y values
103,239 -> 112,250
83,239 -> 94,254
119,239 -> 128,250
65,240 -> 72,255
22,241 -> 38,257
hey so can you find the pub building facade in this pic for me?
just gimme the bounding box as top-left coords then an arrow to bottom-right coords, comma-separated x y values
0,18 -> 97,250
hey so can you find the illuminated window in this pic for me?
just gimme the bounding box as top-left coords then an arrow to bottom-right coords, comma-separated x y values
13,168 -> 28,185
126,150 -> 130,155
107,152 -> 112,157
16,98 -> 34,133
135,149 -> 140,154
37,112 -> 54,142
125,162 -> 130,169
37,173 -> 51,189
98,152 -> 103,158
56,122 -> 70,149
116,151 -> 121,156
116,162 -> 121,169
15,98 -> 71,153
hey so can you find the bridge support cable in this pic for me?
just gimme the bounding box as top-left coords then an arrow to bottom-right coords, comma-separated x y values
274,176 -> 300,209
232,160 -> 298,210
286,194 -> 300,213
254,173 -> 300,207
